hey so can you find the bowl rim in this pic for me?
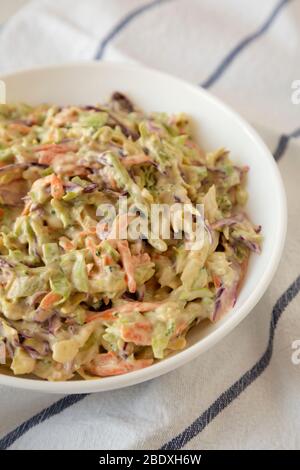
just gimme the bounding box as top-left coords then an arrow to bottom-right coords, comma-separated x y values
0,60 -> 287,393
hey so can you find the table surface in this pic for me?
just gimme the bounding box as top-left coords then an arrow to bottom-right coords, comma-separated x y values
0,0 -> 299,451
0,1 -> 28,23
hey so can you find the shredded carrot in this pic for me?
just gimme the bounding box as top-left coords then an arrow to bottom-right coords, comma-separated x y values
86,310 -> 114,323
50,174 -> 64,199
38,152 -> 57,165
21,201 -> 31,216
86,301 -> 160,323
121,321 -> 153,345
121,154 -> 153,167
110,178 -> 118,190
59,236 -> 74,251
79,226 -> 97,237
84,351 -> 153,377
40,292 -> 62,310
212,275 -> 221,288
103,254 -> 114,266
175,321 -> 188,336
86,263 -> 94,275
35,143 -> 78,165
117,240 -> 136,293
8,123 -> 31,135
33,143 -> 78,153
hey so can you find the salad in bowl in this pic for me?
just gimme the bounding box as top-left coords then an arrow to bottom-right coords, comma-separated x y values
0,91 -> 261,381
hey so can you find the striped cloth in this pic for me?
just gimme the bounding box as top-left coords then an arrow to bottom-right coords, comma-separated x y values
0,0 -> 300,450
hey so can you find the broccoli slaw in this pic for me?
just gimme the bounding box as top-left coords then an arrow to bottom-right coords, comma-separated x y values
0,93 -> 262,381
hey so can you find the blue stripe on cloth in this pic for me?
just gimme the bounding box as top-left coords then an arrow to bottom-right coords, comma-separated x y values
200,0 -> 292,89
0,394 -> 87,450
273,126 -> 300,161
95,0 -> 174,60
0,129 -> 293,450
161,274 -> 300,450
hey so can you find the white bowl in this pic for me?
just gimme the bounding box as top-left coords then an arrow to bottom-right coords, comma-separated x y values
0,62 -> 286,393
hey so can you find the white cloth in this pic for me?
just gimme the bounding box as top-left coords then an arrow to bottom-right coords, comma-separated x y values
0,0 -> 300,450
